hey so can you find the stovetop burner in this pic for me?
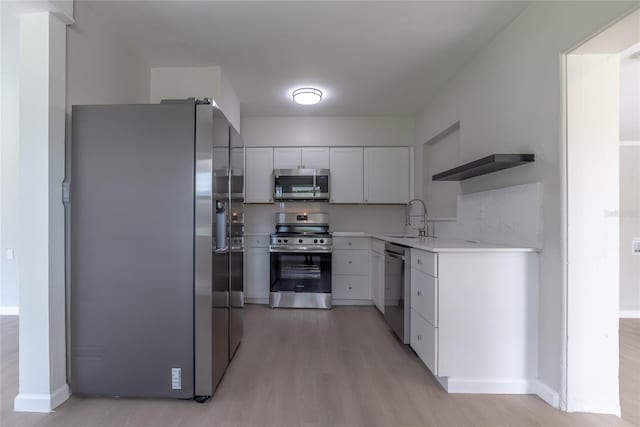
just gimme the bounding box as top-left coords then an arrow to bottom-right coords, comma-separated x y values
270,212 -> 333,253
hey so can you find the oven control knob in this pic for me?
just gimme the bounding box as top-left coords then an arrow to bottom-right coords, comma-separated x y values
314,239 -> 318,243
299,239 -> 303,243
278,239 -> 282,243
320,239 -> 324,243
284,239 -> 288,243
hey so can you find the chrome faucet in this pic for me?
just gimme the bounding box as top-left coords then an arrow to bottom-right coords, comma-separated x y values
406,198 -> 429,237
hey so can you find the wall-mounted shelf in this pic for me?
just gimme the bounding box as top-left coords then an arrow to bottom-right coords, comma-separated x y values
432,154 -> 534,181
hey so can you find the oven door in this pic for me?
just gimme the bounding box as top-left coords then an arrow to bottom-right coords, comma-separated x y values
270,251 -> 332,293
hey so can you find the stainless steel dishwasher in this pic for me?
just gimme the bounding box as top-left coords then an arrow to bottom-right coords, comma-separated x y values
384,243 -> 411,344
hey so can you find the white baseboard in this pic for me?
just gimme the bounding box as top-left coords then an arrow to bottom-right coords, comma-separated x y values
533,380 -> 561,408
435,376 -> 534,394
14,384 -> 70,413
435,377 -> 561,409
567,401 -> 621,417
0,306 -> 19,316
620,310 -> 640,319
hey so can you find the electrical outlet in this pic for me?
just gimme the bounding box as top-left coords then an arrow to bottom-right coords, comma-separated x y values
633,238 -> 640,256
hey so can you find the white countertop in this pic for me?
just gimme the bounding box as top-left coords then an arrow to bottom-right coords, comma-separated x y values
333,232 -> 538,253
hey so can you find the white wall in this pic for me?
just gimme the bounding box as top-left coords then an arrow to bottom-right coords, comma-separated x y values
0,1 -> 21,313
150,66 -> 240,132
620,49 -> 640,141
241,116 -> 415,234
66,2 -> 149,108
242,116 -> 415,148
414,1 -> 638,401
0,1 -> 150,314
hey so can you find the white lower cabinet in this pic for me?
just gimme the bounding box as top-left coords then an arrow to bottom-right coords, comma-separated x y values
333,275 -> 370,300
411,268 -> 438,326
245,235 -> 270,302
333,249 -> 369,275
410,251 -> 439,375
409,247 -> 539,394
332,237 -> 371,304
411,309 -> 438,374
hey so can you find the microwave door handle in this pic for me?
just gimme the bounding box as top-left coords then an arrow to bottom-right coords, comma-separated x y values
312,171 -> 316,198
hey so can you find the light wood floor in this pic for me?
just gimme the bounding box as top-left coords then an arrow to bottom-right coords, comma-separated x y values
1,306 -> 638,427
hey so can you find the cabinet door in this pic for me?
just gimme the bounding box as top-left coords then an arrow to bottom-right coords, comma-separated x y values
329,147 -> 364,203
273,147 -> 302,169
411,268 -> 438,326
364,147 -> 410,204
333,275 -> 371,300
245,147 -> 274,203
301,147 -> 330,169
246,247 -> 270,299
332,250 -> 369,275
411,309 -> 438,375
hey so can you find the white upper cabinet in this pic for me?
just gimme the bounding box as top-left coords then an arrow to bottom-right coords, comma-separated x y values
245,147 -> 274,203
364,147 -> 411,204
273,147 -> 302,169
301,147 -> 330,169
274,147 -> 330,169
330,147 -> 363,203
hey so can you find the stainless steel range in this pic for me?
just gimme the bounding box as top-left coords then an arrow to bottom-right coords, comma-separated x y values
269,212 -> 332,309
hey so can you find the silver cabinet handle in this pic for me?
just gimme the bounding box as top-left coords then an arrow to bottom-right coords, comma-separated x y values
417,290 -> 422,296
348,260 -> 352,264
348,286 -> 353,290
417,259 -> 422,265
348,242 -> 352,246
417,335 -> 422,341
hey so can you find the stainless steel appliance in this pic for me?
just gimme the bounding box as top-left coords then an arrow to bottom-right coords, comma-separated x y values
269,213 -> 332,308
384,243 -> 411,344
273,169 -> 330,200
229,126 -> 244,360
70,99 -> 243,401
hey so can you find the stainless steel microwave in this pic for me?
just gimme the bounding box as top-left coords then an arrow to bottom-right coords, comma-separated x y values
273,169 -> 330,201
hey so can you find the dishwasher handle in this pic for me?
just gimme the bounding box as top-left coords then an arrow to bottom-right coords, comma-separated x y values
384,251 -> 405,261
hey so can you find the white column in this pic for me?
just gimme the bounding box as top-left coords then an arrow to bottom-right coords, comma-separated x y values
14,10 -> 69,413
566,53 -> 621,415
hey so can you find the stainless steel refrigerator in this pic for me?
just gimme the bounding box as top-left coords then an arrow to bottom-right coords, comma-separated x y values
69,99 -> 243,401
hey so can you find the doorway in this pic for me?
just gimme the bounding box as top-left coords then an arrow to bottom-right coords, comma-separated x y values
563,8 -> 640,420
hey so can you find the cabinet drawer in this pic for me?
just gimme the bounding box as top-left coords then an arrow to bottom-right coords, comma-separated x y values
411,309 -> 438,375
411,268 -> 438,326
333,237 -> 369,250
333,275 -> 370,300
246,235 -> 270,248
371,238 -> 386,254
411,249 -> 437,277
333,250 -> 369,275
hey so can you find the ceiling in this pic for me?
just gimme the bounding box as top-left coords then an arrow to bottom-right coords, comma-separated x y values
84,1 -> 530,116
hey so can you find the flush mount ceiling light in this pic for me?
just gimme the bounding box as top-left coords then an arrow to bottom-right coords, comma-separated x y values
292,87 -> 323,105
